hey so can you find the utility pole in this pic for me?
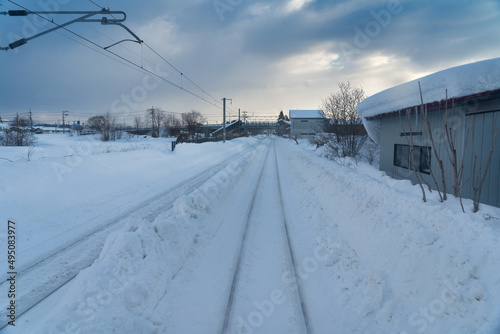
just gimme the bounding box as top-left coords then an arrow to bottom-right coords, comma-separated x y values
148,107 -> 155,137
242,111 -> 248,134
29,109 -> 33,129
238,108 -> 241,136
222,98 -> 232,143
62,111 -> 69,133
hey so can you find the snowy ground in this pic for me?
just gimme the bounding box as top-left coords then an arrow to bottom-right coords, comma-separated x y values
1,134 -> 499,333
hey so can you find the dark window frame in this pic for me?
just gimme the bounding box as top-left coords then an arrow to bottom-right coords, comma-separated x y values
394,144 -> 431,174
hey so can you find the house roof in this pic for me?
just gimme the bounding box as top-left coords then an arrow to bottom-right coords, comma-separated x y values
357,57 -> 500,143
289,110 -> 325,119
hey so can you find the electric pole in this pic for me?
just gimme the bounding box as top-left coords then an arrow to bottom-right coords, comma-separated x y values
242,111 -> 248,134
62,111 -> 69,133
222,98 -> 232,143
29,109 -> 33,129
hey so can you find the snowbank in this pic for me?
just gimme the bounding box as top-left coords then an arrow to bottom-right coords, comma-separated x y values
31,139 -> 261,333
358,57 -> 500,143
283,139 -> 500,333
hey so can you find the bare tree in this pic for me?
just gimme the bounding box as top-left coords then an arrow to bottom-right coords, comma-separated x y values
87,115 -> 107,138
162,113 -> 181,137
418,82 -> 445,202
147,107 -> 165,138
0,129 -> 36,146
402,109 -> 428,202
443,97 -> 470,212
362,137 -> 379,165
87,113 -> 117,141
134,116 -> 143,131
321,82 -> 367,158
11,114 -> 30,128
182,110 -> 206,136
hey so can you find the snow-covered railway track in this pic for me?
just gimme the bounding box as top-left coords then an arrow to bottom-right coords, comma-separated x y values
0,141 -> 261,331
221,139 -> 312,334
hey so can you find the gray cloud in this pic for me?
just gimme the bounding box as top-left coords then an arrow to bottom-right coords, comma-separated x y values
1,0 -> 499,124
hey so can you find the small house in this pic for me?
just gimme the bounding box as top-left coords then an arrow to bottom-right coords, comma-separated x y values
358,58 -> 500,208
289,109 -> 326,139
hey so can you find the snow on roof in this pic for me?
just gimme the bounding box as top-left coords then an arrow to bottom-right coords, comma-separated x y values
358,57 -> 500,143
289,110 -> 325,119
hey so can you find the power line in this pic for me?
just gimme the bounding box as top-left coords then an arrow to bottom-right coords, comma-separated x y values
86,0 -> 105,10
84,0 -> 220,106
142,42 -> 220,105
84,0 -> 220,103
5,0 -> 223,110
85,0 -> 220,107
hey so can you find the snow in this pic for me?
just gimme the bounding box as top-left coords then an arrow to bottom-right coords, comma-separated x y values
289,110 -> 325,119
358,57 -> 500,143
1,135 -> 500,333
282,140 -> 500,333
30,147 -> 259,333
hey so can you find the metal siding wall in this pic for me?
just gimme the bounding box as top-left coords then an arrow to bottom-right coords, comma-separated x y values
465,111 -> 500,207
377,95 -> 500,208
379,107 -> 469,199
290,119 -> 323,138
484,112 -> 500,207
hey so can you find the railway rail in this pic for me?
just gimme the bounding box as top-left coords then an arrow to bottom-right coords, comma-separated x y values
0,140 -> 262,331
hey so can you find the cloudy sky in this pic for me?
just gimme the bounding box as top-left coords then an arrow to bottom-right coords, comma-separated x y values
1,0 -> 499,125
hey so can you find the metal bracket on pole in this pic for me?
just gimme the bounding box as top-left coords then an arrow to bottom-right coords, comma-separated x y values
1,9 -> 142,51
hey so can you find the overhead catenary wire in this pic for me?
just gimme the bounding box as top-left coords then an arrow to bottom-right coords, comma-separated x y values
142,42 -> 220,105
83,0 -> 220,106
86,0 -> 106,10
5,0 -> 223,111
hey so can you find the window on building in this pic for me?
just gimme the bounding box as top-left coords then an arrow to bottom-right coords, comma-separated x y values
419,146 -> 431,174
394,144 -> 431,174
394,144 -> 410,169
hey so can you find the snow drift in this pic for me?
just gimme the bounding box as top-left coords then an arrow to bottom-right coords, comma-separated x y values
284,140 -> 500,333
32,141 -> 261,333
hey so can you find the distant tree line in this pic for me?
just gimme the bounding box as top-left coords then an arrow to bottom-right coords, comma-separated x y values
87,109 -> 206,141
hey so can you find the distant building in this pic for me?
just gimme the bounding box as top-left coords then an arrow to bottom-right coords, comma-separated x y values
289,110 -> 326,139
0,119 -> 9,130
358,58 -> 500,208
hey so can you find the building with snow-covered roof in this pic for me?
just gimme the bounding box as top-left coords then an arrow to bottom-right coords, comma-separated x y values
289,109 -> 326,139
0,121 -> 9,130
358,58 -> 500,208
